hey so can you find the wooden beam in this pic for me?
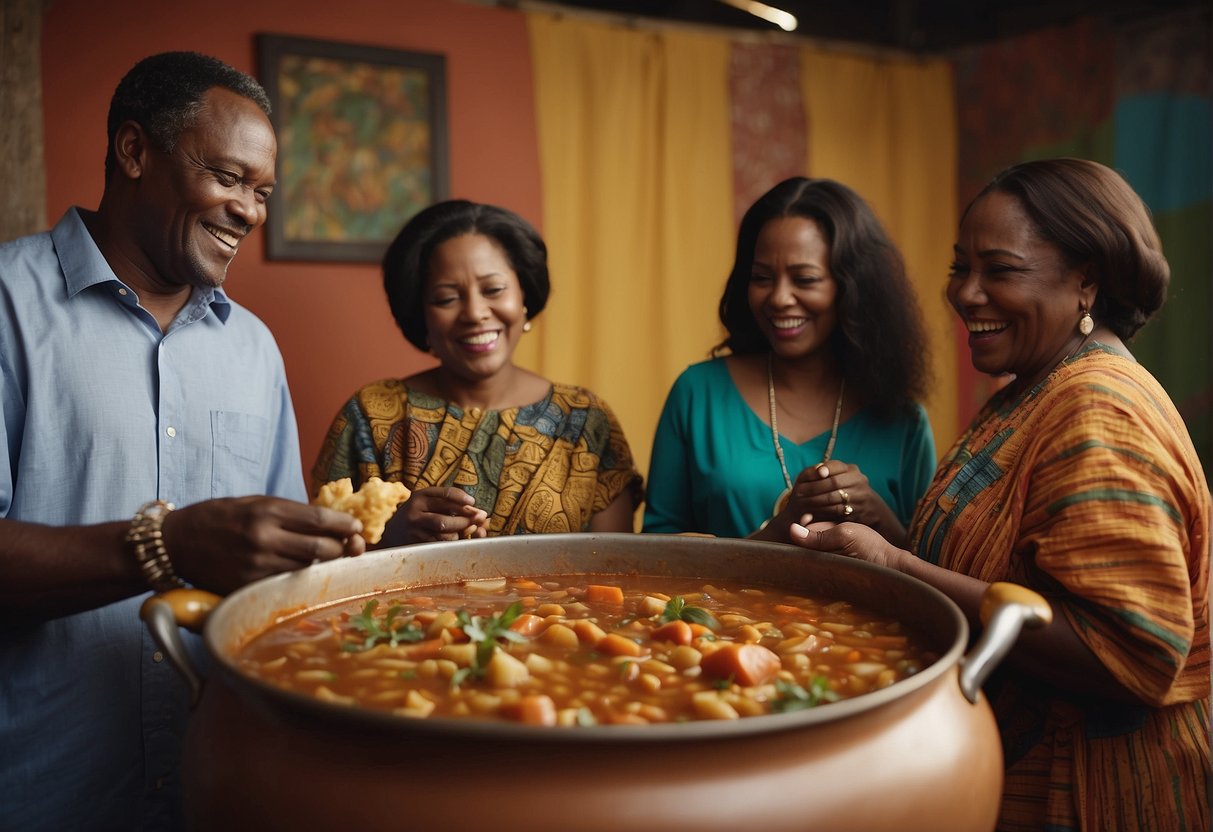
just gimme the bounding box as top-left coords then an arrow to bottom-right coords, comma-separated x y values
0,0 -> 46,243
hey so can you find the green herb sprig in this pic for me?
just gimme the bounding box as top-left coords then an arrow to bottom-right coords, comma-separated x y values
341,600 -> 425,652
450,601 -> 527,687
659,596 -> 720,631
770,677 -> 841,713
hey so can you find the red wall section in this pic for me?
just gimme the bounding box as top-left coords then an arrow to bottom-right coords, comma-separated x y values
41,0 -> 542,479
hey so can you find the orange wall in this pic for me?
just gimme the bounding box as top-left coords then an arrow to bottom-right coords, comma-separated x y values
41,0 -> 542,480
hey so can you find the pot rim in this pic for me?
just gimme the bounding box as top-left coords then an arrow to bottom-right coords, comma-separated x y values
204,533 -> 970,743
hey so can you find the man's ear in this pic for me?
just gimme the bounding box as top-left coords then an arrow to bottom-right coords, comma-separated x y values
112,121 -> 150,180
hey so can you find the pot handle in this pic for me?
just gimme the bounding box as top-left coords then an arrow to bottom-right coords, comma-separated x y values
958,582 -> 1053,704
140,588 -> 222,707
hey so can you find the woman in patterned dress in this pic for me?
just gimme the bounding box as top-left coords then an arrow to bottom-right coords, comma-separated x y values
313,200 -> 642,544
791,158 -> 1209,831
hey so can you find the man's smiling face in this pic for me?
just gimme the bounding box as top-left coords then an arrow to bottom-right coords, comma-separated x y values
133,86 -> 276,291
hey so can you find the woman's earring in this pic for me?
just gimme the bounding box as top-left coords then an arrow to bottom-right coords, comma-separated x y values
1078,306 -> 1094,336
522,321 -> 533,333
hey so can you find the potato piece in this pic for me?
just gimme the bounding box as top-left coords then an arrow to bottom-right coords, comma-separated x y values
571,619 -> 606,647
540,623 -> 579,650
486,649 -> 530,688
437,643 -> 477,668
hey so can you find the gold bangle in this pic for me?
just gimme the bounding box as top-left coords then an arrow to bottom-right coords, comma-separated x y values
126,500 -> 185,592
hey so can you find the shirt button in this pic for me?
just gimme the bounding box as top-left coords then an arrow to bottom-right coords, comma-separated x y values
166,426 -> 177,438
153,651 -> 164,663
118,287 -> 128,296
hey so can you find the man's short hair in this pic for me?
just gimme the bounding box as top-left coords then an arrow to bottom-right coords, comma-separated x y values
104,51 -> 271,181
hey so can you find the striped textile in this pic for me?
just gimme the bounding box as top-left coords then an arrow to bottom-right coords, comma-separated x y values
910,344 -> 1210,831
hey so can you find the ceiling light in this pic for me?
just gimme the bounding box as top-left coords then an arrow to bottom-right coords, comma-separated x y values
717,0 -> 798,31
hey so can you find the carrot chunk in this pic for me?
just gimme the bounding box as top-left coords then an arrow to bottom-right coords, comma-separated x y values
700,643 -> 781,687
585,584 -> 625,605
597,633 -> 643,657
508,613 -> 547,638
650,619 -> 693,645
398,638 -> 446,661
500,694 -> 557,726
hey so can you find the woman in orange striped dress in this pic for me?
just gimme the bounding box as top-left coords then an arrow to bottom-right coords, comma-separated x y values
790,158 -> 1209,831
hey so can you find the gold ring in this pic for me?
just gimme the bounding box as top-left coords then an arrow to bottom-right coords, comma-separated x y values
842,504 -> 854,516
838,489 -> 849,504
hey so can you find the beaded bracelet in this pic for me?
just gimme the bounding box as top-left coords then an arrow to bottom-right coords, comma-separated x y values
126,500 -> 186,592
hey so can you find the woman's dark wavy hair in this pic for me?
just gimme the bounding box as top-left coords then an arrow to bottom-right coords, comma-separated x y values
716,177 -> 930,416
105,51 -> 271,181
383,199 -> 551,351
968,158 -> 1169,340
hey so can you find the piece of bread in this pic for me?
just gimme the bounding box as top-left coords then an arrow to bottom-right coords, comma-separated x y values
313,476 -> 411,544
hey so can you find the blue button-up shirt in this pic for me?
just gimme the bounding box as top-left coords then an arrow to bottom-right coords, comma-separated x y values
0,209 -> 307,830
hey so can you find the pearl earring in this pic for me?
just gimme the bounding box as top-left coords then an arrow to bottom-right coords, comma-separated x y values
1078,307 -> 1094,336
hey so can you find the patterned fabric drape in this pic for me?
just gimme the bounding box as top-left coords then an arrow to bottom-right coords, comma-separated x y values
524,14 -> 734,498
954,8 -> 1211,479
525,15 -> 961,511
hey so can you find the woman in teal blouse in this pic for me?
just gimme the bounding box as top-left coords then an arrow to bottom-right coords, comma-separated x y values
643,178 -> 936,543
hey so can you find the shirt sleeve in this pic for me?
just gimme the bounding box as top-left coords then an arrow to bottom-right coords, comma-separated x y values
587,395 -> 644,514
642,372 -> 695,533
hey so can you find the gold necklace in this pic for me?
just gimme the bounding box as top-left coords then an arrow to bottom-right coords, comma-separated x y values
767,353 -> 844,517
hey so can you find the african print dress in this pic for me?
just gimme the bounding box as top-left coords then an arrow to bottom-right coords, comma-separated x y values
312,379 -> 642,535
910,345 -> 1210,831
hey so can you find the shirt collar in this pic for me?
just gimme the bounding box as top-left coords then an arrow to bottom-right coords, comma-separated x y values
52,207 -> 232,324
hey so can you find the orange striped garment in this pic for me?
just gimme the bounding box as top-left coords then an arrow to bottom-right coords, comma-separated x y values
910,345 -> 1210,831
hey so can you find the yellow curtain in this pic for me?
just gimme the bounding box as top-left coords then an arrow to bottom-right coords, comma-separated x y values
801,49 -> 959,449
523,14 -> 735,511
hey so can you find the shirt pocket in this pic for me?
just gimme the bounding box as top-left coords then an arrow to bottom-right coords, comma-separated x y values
210,410 -> 271,497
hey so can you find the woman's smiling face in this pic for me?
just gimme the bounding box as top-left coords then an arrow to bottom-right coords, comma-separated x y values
423,233 -> 528,384
948,191 -> 1092,389
747,216 -> 838,361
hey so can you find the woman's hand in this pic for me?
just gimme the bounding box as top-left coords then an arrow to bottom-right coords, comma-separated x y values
782,461 -> 907,546
787,514 -> 910,572
387,487 -> 488,544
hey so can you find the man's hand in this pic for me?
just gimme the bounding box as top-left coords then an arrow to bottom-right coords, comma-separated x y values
164,496 -> 366,594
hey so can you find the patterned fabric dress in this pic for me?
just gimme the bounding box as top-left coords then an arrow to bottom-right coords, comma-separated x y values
312,379 -> 642,534
910,345 -> 1210,831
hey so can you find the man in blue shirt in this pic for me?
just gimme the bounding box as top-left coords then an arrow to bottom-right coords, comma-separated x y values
0,52 -> 366,830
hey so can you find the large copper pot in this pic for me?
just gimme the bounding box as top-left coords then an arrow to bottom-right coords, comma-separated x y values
144,533 -> 1049,832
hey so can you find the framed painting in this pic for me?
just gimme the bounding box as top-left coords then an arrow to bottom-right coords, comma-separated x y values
257,34 -> 449,262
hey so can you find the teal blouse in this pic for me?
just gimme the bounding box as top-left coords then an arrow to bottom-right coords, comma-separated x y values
642,359 -> 937,538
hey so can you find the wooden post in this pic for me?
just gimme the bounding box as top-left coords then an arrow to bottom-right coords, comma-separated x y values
0,0 -> 46,243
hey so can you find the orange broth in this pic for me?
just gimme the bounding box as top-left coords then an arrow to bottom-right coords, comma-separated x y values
235,576 -> 938,727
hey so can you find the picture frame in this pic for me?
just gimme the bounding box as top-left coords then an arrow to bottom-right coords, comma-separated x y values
256,34 -> 449,262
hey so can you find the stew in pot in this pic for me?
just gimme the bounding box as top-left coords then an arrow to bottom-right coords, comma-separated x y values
236,575 -> 938,727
